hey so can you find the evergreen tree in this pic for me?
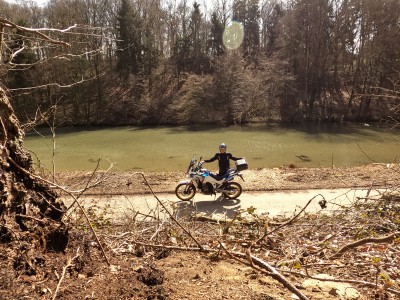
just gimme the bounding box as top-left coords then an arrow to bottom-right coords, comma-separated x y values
188,2 -> 209,73
260,0 -> 284,55
116,0 -> 143,77
232,0 -> 260,58
245,0 -> 260,57
209,11 -> 225,58
189,2 -> 202,72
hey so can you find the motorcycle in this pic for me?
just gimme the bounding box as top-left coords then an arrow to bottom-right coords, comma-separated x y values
174,156 -> 248,201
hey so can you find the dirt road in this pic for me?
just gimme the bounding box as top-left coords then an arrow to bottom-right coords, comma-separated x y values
63,187 -> 384,221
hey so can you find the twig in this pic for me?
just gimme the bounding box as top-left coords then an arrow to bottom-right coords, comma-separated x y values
150,220 -> 167,241
8,76 -> 101,93
357,143 -> 376,163
132,172 -> 204,250
39,193 -> 64,214
257,194 -> 326,243
7,155 -> 111,199
52,248 -> 80,300
0,116 -> 8,148
222,211 -> 241,234
65,159 -> 107,212
329,231 -> 400,260
66,193 -> 111,265
15,214 -> 47,225
49,103 -> 58,183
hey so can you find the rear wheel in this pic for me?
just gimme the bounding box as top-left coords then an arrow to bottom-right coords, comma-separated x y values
222,182 -> 242,199
175,183 -> 196,201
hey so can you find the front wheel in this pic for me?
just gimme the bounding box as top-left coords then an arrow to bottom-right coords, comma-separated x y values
175,183 -> 196,201
222,182 -> 242,199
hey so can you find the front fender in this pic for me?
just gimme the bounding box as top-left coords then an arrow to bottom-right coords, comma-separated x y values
179,179 -> 191,185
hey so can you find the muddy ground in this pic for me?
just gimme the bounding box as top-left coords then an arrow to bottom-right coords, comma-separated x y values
1,164 -> 400,300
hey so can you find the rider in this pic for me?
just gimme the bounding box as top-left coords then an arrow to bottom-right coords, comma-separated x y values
201,143 -> 241,176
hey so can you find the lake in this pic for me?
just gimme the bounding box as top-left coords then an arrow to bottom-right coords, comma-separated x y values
24,123 -> 399,172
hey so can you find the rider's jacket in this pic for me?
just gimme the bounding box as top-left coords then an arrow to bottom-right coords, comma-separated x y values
204,152 -> 240,175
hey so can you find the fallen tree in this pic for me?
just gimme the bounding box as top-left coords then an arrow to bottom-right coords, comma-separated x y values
1,86 -> 68,280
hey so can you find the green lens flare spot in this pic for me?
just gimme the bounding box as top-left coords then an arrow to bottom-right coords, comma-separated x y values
223,21 -> 244,50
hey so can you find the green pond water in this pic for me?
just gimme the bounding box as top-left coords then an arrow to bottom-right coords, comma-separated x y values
24,124 -> 399,172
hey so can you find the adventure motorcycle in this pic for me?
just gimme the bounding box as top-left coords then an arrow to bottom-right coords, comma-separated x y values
175,156 -> 248,201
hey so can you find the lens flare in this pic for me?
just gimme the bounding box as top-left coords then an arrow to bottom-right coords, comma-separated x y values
223,21 -> 244,50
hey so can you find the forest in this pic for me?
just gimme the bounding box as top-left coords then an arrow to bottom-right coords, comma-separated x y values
1,0 -> 400,126
1,2 -> 400,299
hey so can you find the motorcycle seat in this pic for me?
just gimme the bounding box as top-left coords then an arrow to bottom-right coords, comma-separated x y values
209,173 -> 226,181
209,169 -> 236,181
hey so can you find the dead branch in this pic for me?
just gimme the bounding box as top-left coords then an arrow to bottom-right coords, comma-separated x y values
0,17 -> 70,47
8,76 -> 102,93
132,240 -> 203,252
355,92 -> 400,99
280,269 -> 400,297
219,243 -> 309,300
193,214 -> 260,226
329,231 -> 400,260
250,255 -> 310,300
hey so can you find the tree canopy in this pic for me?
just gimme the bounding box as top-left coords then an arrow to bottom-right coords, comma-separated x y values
0,0 -> 399,126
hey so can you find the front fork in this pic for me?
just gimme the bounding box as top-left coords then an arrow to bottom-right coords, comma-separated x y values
180,179 -> 196,192
185,182 -> 194,193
